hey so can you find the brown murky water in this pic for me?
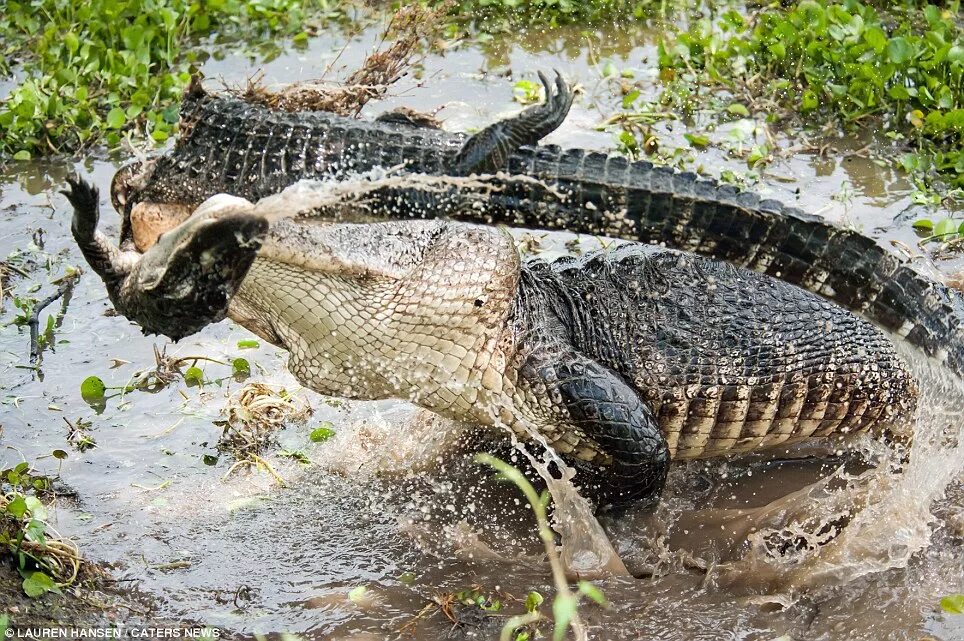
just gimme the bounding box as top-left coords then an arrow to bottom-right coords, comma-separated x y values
1,15 -> 962,641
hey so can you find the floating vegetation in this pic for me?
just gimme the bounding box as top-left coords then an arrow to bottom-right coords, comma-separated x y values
218,382 -> 312,485
652,0 -> 963,189
0,462 -> 86,597
0,0 -> 354,158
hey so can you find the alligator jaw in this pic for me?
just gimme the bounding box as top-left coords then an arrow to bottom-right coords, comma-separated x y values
65,177 -> 268,341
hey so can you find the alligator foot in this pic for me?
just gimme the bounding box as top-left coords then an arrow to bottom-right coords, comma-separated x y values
521,346 -> 669,513
453,70 -> 574,175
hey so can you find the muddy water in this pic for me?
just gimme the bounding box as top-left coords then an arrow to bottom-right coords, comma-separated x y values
1,15 -> 963,641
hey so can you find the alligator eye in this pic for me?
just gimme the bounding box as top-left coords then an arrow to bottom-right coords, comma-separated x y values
474,298 -> 484,307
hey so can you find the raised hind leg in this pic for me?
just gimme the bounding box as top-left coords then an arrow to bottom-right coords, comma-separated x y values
453,70 -> 574,175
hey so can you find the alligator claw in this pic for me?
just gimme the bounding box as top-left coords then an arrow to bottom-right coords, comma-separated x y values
61,175 -> 100,240
453,70 -> 574,174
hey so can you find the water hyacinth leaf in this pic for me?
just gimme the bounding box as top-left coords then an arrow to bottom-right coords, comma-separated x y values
398,571 -> 416,585
80,376 -> 106,401
727,103 -> 750,117
310,423 -> 336,442
933,218 -> 960,238
684,133 -> 710,148
886,37 -> 913,64
942,594 -> 964,614
6,495 -> 27,519
621,89 -> 640,109
184,366 -> 204,384
525,590 -> 544,612
231,358 -> 250,376
22,571 -> 59,598
52,449 -> 68,462
106,107 -> 126,129
237,339 -> 260,349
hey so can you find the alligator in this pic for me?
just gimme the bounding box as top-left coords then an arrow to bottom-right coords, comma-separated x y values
110,72 -> 575,252
102,74 -> 964,380
63,176 -> 920,509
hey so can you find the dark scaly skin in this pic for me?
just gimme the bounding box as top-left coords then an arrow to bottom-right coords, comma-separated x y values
65,175 -> 919,509
64,179 -> 267,340
107,73 -> 964,386
112,72 -> 574,249
301,168 -> 964,384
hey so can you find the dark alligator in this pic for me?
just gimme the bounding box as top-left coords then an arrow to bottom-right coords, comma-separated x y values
106,75 -> 964,383
64,176 -> 919,510
111,72 -> 574,252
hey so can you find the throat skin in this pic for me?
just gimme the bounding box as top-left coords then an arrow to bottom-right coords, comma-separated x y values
226,218 -> 530,428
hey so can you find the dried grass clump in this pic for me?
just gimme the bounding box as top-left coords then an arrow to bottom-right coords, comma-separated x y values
239,2 -> 451,116
219,382 -> 312,458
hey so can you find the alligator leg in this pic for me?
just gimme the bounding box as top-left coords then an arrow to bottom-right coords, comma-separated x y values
452,70 -> 574,175
520,347 -> 670,512
62,177 -> 140,290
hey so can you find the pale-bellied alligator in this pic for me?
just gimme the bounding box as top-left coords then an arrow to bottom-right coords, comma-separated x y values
63,177 -> 919,509
108,71 -> 964,384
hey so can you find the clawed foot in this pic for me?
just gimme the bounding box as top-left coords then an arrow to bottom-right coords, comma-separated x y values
61,176 -> 100,241
526,70 -> 575,140
453,69 -> 574,174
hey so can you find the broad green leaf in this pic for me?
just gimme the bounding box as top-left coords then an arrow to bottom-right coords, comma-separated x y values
621,89 -> 640,109
184,366 -> 204,384
106,107 -> 126,129
24,496 -> 47,520
684,133 -> 710,148
6,495 -> 27,518
912,219 -> 934,231
237,339 -> 260,349
525,590 -> 544,612
231,358 -> 250,376
727,103 -> 750,117
80,376 -> 106,402
22,571 -> 59,598
933,218 -> 959,238
886,37 -> 913,64
13,150 -> 31,161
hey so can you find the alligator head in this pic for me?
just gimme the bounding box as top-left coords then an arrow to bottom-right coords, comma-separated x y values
63,176 -> 268,341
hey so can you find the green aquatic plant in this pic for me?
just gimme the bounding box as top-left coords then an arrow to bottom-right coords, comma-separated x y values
1,461 -> 83,597
0,0 -> 347,159
654,0 -> 963,187
475,453 -> 608,641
